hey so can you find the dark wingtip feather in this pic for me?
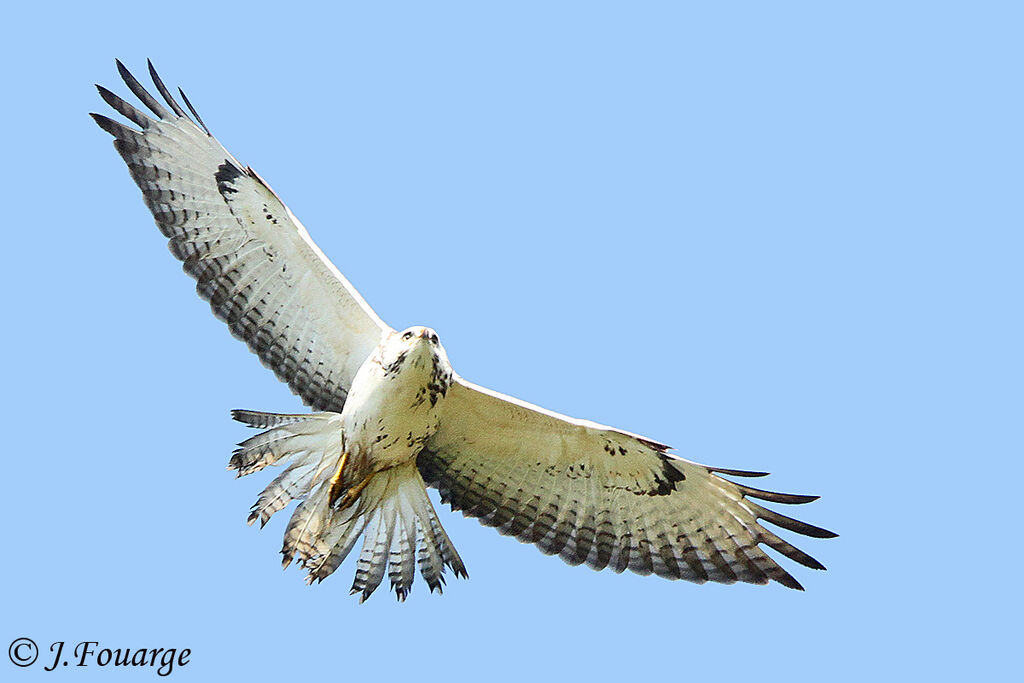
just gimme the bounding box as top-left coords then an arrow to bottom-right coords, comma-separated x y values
751,502 -> 837,539
708,467 -> 770,478
95,84 -> 119,104
91,112 -> 126,137
115,59 -> 169,119
96,85 -> 154,129
734,482 -> 821,505
147,59 -> 189,118
760,528 -> 829,570
178,87 -> 210,135
768,565 -> 806,590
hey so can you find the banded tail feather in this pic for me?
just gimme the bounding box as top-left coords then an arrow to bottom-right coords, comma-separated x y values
230,410 -> 466,601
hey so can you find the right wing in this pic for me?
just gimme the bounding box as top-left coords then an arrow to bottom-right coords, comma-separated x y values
420,378 -> 835,590
93,60 -> 390,412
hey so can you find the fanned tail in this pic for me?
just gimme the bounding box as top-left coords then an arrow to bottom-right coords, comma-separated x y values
230,410 -> 343,527
318,460 -> 467,602
232,410 -> 466,601
230,410 -> 342,479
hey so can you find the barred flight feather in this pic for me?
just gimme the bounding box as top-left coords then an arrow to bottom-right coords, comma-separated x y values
92,61 -> 391,414
420,379 -> 836,591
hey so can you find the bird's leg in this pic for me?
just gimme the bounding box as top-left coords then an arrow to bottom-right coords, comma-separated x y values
331,474 -> 373,512
327,449 -> 375,511
327,450 -> 350,508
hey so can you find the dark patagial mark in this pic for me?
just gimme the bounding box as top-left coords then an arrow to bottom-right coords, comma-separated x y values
643,455 -> 686,497
215,161 -> 242,195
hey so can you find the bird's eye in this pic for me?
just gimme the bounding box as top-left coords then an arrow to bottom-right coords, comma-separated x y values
402,331 -> 413,341
429,333 -> 438,343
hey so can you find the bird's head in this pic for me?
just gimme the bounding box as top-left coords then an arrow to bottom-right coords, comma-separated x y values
378,326 -> 452,378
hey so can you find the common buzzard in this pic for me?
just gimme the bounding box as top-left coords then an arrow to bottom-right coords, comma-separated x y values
93,61 -> 836,601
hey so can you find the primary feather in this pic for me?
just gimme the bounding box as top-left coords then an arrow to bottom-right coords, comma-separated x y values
93,60 -> 390,413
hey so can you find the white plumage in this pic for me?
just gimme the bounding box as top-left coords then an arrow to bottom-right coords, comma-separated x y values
230,410 -> 465,600
94,61 -> 836,601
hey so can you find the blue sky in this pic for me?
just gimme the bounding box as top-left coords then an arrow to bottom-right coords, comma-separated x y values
2,2 -> 1020,680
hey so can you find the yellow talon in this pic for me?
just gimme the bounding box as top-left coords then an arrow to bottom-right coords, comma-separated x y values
327,450 -> 350,508
328,450 -> 374,511
332,474 -> 373,512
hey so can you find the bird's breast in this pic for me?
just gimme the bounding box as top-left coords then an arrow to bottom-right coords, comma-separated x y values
341,350 -> 447,469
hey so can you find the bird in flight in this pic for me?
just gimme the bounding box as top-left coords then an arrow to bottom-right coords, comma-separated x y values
93,60 -> 836,602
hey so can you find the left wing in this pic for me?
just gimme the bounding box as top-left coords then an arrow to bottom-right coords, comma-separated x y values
419,378 -> 836,589
93,61 -> 391,412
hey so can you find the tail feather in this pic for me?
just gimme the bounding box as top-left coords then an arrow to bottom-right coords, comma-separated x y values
348,508 -> 381,596
231,410 -> 467,601
305,509 -> 367,584
427,505 -> 468,579
415,518 -> 446,593
231,430 -> 297,476
231,409 -> 326,429
248,460 -> 318,527
281,495 -> 330,569
230,411 -> 343,478
352,504 -> 395,602
321,460 -> 468,600
389,495 -> 418,600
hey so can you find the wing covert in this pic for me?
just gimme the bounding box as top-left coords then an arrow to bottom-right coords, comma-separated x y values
93,60 -> 391,411
420,378 -> 836,590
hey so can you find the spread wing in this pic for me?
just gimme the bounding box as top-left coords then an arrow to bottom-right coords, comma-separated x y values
92,61 -> 390,412
419,378 -> 836,590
